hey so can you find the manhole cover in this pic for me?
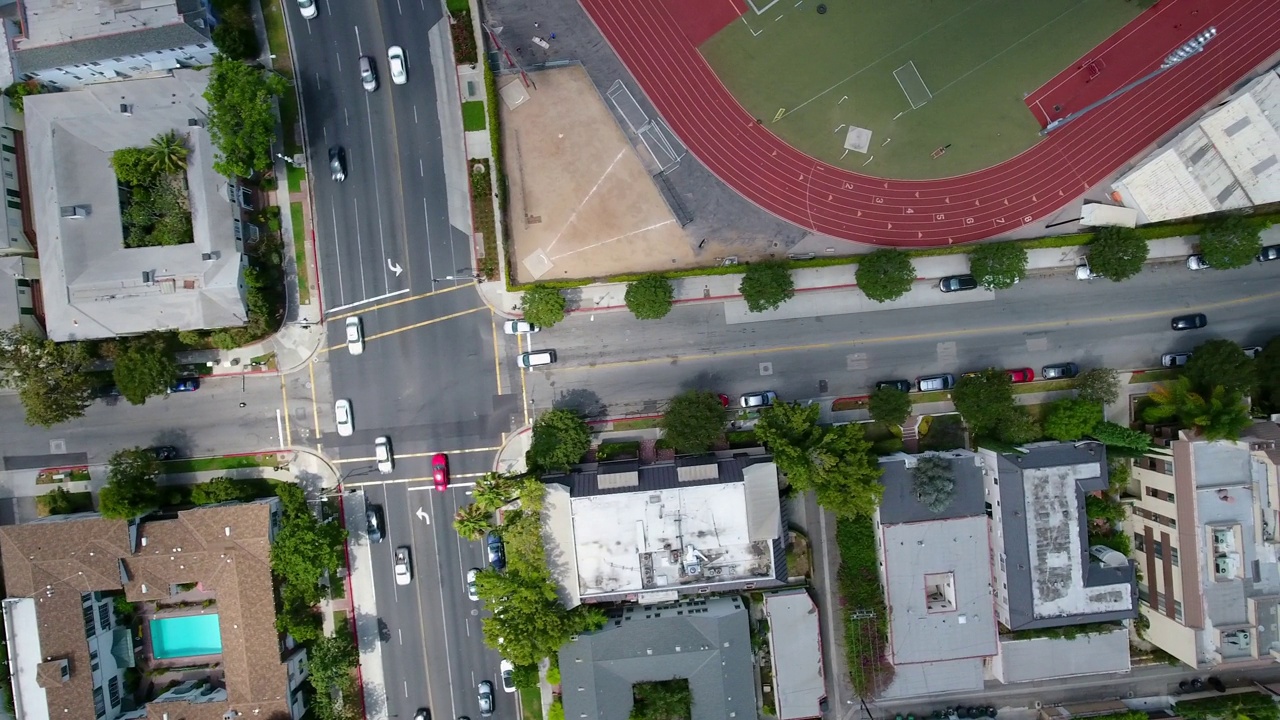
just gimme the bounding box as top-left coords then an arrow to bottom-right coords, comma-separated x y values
759,362 -> 773,376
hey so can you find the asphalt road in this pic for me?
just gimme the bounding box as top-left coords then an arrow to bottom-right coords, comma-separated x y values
523,261 -> 1280,415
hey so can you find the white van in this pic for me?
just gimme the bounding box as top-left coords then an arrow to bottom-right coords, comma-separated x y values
517,349 -> 556,369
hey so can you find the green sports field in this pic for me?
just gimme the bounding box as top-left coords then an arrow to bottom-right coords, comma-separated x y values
700,0 -> 1141,179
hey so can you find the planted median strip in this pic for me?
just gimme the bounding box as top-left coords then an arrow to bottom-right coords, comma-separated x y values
160,452 -> 280,474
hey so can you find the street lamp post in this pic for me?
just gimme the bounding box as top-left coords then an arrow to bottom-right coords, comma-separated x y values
1041,27 -> 1216,136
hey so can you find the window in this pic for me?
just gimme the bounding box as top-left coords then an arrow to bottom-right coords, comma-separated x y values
1153,540 -> 1164,560
1134,533 -> 1146,552
1174,599 -> 1183,622
1171,546 -> 1179,566
90,648 -> 99,672
985,501 -> 993,518
82,602 -> 95,636
93,687 -> 106,718
2,144 -> 14,153
6,200 -> 19,211
107,676 -> 120,706
6,188 -> 20,199
97,600 -> 110,629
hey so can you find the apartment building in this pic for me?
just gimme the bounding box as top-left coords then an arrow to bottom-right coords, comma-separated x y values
1124,422 -> 1280,669
0,101 -> 41,334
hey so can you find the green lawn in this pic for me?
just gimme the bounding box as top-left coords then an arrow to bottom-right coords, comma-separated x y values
161,453 -> 280,474
290,202 -> 310,304
461,101 -> 487,132
609,417 -> 660,431
260,0 -> 302,155
36,491 -> 93,517
287,164 -> 306,193
445,0 -> 468,12
701,0 -> 1141,179
1013,378 -> 1078,394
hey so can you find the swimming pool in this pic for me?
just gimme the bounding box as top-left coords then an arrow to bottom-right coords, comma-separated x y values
150,614 -> 223,660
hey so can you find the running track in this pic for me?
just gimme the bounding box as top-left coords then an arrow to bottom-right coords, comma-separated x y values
578,0 -> 1280,247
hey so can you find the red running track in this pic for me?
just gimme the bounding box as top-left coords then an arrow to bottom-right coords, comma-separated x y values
578,0 -> 1280,247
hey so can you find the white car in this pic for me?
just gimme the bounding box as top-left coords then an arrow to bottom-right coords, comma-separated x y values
394,546 -> 412,585
466,568 -> 480,601
335,399 -> 353,437
1187,254 -> 1211,270
499,659 -> 515,693
388,46 -> 407,85
502,319 -> 539,335
297,0 -> 317,18
375,436 -> 394,474
1075,258 -> 1101,280
346,316 -> 364,355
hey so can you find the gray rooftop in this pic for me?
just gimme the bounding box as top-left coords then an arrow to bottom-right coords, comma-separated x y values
877,450 -> 985,524
558,596 -> 755,720
25,69 -> 245,341
991,629 -> 1130,684
12,0 -> 209,73
985,442 -> 1137,631
877,658 -> 984,700
762,590 -> 824,720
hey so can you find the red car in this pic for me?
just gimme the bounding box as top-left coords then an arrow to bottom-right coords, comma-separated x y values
1006,368 -> 1035,383
432,453 -> 449,492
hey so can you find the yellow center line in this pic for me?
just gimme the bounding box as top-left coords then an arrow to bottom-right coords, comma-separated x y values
278,374 -> 292,446
308,360 -> 320,438
322,306 -> 489,352
566,290 -> 1280,372
326,283 -> 470,322
491,317 -> 502,395
332,445 -> 502,464
518,333 -> 529,425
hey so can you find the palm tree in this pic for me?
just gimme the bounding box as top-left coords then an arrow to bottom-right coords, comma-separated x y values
146,130 -> 188,174
1143,377 -> 1252,441
472,472 -> 517,513
453,503 -> 493,541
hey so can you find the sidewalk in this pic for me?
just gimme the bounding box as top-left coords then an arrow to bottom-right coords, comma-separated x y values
476,235 -> 1201,320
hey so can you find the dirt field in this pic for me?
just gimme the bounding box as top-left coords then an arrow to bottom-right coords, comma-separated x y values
500,65 -> 705,282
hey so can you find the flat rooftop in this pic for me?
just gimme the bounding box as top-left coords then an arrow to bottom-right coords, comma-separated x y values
16,0 -> 192,49
763,590 -> 824,720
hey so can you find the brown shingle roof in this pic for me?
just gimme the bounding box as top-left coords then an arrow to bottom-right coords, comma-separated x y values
0,500 -> 296,720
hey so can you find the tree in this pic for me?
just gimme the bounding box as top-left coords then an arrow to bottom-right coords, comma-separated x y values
1043,398 -> 1102,441
204,55 -> 288,179
1089,421 -> 1151,453
1088,226 -> 1149,281
867,386 -> 912,427
1074,367 -> 1121,406
1257,336 -> 1280,413
526,409 -> 590,472
454,504 -> 493,541
190,477 -> 250,505
41,486 -> 79,516
996,407 -> 1042,444
1085,495 -> 1127,524
98,447 -> 161,519
911,455 -> 955,512
520,285 -> 567,328
1176,691 -> 1280,720
969,242 -> 1028,289
146,130 -> 188,174
275,588 -> 323,643
659,390 -> 726,453
755,402 -> 884,517
739,261 -> 794,313
1199,215 -> 1263,269
270,483 -> 347,606
211,18 -> 258,61
854,249 -> 914,302
111,147 -> 160,187
1185,339 -> 1255,395
631,679 -> 692,720
4,79 -> 49,112
307,632 -> 359,694
624,274 -> 674,320
472,473 -> 521,512
952,369 -> 1016,437
0,326 -> 96,427
112,335 -> 177,405
1143,377 -> 1252,441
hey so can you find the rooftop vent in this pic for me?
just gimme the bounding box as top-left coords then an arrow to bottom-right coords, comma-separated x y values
201,252 -> 213,261
141,271 -> 153,284
119,104 -> 132,116
188,118 -> 202,127
59,205 -> 87,219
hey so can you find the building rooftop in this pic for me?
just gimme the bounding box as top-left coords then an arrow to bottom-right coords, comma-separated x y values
877,450 -> 985,524
11,0 -> 209,74
24,68 -> 244,341
0,501 -> 293,720
558,596 -> 755,720
762,590 -> 824,720
991,629 -> 1130,684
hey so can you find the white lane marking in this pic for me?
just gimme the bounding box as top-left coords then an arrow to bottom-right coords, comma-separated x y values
330,204 -> 346,306
325,287 -> 410,314
396,0 -> 402,13
419,158 -> 424,177
398,628 -> 403,644
335,54 -> 343,73
423,196 -> 436,283
421,495 -> 459,718
352,197 -> 369,297
354,25 -> 363,55
344,107 -> 349,127
362,93 -> 392,294
414,105 -> 419,123
403,680 -> 408,697
415,507 -> 430,523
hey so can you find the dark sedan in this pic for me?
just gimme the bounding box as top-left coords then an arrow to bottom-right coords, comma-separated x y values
1171,313 -> 1207,331
875,379 -> 913,393
1041,363 -> 1079,380
486,531 -> 506,571
938,274 -> 978,292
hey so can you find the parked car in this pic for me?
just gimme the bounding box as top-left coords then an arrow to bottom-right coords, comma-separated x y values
150,445 -> 179,461
335,399 -> 354,436
486,531 -> 507,571
1171,313 -> 1207,331
917,374 -> 955,392
1041,362 -> 1079,379
432,453 -> 449,492
359,56 -> 378,91
517,350 -> 556,368
500,660 -> 515,693
1258,245 -> 1280,262
375,436 -> 394,474
1187,254 -> 1211,270
740,391 -> 777,409
466,568 -> 480,601
388,46 -> 408,84
938,274 -> 978,292
329,146 -> 347,182
92,384 -> 121,399
1075,259 -> 1101,280
1245,346 -> 1263,359
718,393 -> 731,408
477,681 -> 494,717
414,710 -> 430,720
1006,368 -> 1035,383
346,316 -> 363,354
169,378 -> 199,393
502,319 -> 538,334
297,0 -> 317,19
366,506 -> 384,544
875,379 -> 912,393
1161,352 -> 1193,368
394,546 -> 412,585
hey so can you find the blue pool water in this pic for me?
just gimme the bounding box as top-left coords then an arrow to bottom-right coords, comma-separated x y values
150,614 -> 223,659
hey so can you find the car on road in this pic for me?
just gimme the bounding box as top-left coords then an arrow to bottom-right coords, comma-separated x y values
486,531 -> 507,571
414,710 -> 430,720
517,349 -> 556,368
466,568 -> 480,601
1075,259 -> 1101,280
359,56 -> 378,91
740,391 -> 777,409
718,393 -> 731,407
1245,346 -> 1263,359
917,374 -> 955,392
1041,362 -> 1079,379
297,0 -> 316,19
500,659 -> 515,693
502,319 -> 539,334
150,445 -> 179,461
375,436 -> 394,474
92,384 -> 121,399
366,506 -> 384,544
875,379 -> 912,393
1171,313 -> 1207,331
432,453 -> 449,491
477,681 -> 494,717
329,146 -> 346,182
345,316 -> 363,354
394,546 -> 412,585
335,399 -> 354,436
388,46 -> 408,85
1006,368 -> 1035,383
1259,245 -> 1280,263
1162,352 -> 1193,368
938,274 -> 978,292
1187,254 -> 1211,271
169,378 -> 199,393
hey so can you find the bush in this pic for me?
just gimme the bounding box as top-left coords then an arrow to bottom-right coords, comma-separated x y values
854,249 -> 914,302
3,79 -> 49,112
867,386 -> 911,426
1042,398 -> 1102,441
739,262 -> 794,313
659,390 -> 727,453
624,274 -> 674,319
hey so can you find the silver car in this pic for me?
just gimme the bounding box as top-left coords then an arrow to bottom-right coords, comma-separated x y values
739,391 -> 776,409
466,568 -> 480,601
359,56 -> 378,92
477,681 -> 494,717
375,436 -> 394,474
